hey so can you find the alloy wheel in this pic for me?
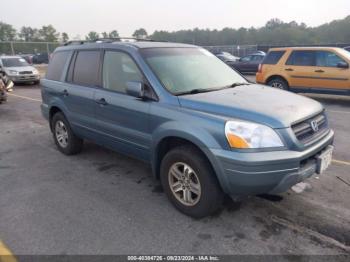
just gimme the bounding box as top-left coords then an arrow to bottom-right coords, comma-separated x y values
55,120 -> 69,148
168,162 -> 201,206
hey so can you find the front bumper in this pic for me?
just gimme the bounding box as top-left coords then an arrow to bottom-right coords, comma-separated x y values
8,74 -> 40,83
210,129 -> 334,196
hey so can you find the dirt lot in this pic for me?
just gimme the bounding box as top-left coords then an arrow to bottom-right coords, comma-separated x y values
0,82 -> 349,255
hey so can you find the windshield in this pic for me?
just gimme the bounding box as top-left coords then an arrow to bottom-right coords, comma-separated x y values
220,52 -> 236,60
337,48 -> 350,60
141,48 -> 247,95
1,57 -> 29,67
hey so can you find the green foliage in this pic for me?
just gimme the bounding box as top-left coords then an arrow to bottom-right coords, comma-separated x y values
38,25 -> 60,42
19,26 -> 41,41
150,16 -> 350,45
61,32 -> 69,42
101,30 -> 119,39
109,30 -> 119,38
132,28 -> 148,39
85,31 -> 100,40
0,22 -> 17,41
1,16 -> 350,45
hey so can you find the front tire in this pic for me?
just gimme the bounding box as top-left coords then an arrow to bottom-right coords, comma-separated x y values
51,112 -> 83,155
160,145 -> 224,218
267,77 -> 289,90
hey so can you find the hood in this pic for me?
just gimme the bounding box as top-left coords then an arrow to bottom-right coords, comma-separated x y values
4,66 -> 35,73
178,84 -> 323,128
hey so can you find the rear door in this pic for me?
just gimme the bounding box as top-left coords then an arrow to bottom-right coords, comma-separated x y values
283,50 -> 318,88
64,50 -> 101,135
93,50 -> 152,161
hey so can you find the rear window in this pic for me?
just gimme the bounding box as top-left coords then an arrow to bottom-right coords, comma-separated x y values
72,50 -> 100,86
263,51 -> 285,65
46,51 -> 70,81
286,50 -> 315,66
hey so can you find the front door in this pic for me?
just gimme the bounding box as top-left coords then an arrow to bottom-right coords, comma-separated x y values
94,50 -> 152,161
311,50 -> 350,90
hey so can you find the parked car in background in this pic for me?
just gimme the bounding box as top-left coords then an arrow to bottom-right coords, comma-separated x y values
32,52 -> 49,64
230,52 -> 265,73
214,51 -> 240,63
256,47 -> 350,96
41,40 -> 334,218
0,56 -> 40,84
19,54 -> 34,65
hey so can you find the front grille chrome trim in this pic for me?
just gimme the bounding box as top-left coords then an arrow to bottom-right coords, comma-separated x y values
292,112 -> 329,145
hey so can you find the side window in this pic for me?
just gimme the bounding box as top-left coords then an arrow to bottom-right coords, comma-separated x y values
316,51 -> 345,67
46,51 -> 70,81
263,51 -> 285,65
286,51 -> 316,66
102,51 -> 143,93
252,55 -> 264,61
72,50 -> 100,86
240,56 -> 252,62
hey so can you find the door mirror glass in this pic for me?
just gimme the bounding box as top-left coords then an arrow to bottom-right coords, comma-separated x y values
126,81 -> 145,98
337,61 -> 349,69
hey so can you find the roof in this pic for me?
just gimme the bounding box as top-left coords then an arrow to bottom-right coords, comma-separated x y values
56,40 -> 196,52
269,46 -> 344,51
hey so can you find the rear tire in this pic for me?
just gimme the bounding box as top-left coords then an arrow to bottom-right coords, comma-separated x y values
51,112 -> 83,155
160,145 -> 224,218
267,77 -> 289,90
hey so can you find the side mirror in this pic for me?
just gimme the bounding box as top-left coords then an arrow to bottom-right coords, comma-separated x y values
126,81 -> 145,98
337,62 -> 349,69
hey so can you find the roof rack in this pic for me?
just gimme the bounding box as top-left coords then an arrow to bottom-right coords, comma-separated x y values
62,37 -> 163,46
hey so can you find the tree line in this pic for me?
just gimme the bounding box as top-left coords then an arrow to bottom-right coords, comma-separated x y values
1,16 -> 349,45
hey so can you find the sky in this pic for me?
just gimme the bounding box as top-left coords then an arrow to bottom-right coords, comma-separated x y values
2,0 -> 350,38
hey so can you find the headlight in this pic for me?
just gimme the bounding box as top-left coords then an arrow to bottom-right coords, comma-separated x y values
9,70 -> 18,75
225,120 -> 284,149
32,69 -> 39,75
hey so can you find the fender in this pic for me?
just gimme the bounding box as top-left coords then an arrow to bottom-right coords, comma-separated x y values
150,121 -> 231,193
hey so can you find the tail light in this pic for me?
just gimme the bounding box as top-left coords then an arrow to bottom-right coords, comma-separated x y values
258,64 -> 263,73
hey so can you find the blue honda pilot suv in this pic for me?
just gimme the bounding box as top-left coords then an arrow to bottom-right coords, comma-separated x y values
41,39 -> 334,218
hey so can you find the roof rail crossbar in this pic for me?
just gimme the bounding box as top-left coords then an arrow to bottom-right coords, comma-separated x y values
94,37 -> 158,42
62,37 -> 166,46
63,40 -> 91,46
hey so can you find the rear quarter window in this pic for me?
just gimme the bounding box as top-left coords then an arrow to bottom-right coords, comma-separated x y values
262,51 -> 285,65
46,51 -> 70,81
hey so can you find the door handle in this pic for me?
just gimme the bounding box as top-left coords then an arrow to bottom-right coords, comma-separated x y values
285,68 -> 294,71
96,98 -> 108,106
315,69 -> 325,73
62,89 -> 69,97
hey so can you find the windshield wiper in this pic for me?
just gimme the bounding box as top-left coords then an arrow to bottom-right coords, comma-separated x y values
224,82 -> 251,88
175,82 -> 251,96
175,88 -> 216,96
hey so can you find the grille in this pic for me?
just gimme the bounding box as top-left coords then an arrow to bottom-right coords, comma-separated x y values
19,71 -> 32,75
292,112 -> 328,145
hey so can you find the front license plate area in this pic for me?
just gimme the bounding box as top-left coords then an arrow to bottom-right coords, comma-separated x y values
316,145 -> 333,174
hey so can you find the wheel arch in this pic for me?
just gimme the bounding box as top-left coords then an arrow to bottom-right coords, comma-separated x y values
266,75 -> 290,87
152,133 -> 229,193
49,105 -> 67,131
